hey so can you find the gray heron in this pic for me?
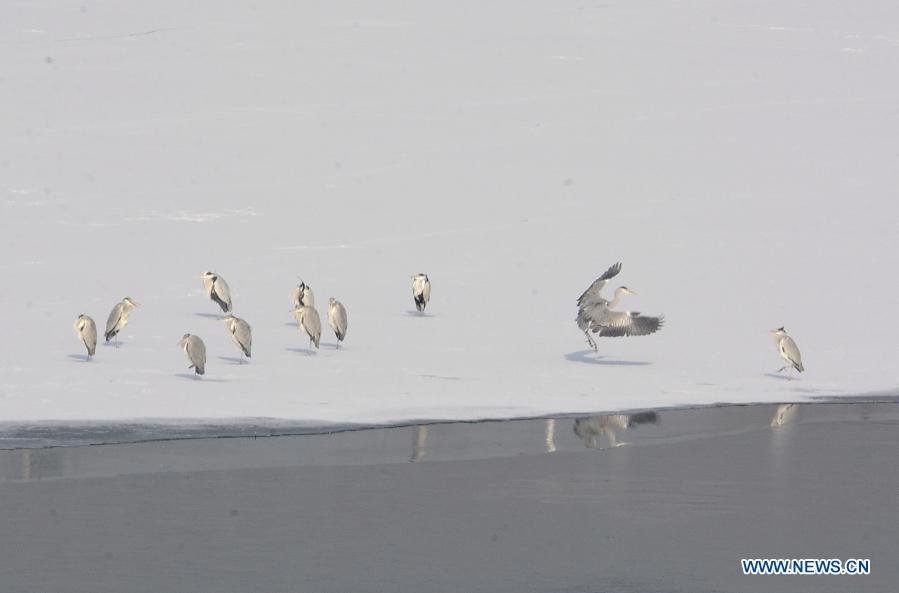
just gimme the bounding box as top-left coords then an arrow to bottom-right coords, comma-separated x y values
105,297 -> 139,346
201,272 -> 232,313
771,327 -> 804,379
291,280 -> 315,308
293,305 -> 321,350
575,264 -> 663,350
220,314 -> 252,362
411,273 -> 430,312
178,333 -> 207,376
328,297 -> 348,347
73,314 -> 97,359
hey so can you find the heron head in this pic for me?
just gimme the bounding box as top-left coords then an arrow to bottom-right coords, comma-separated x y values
329,297 -> 336,305
618,286 -> 637,296
219,314 -> 236,322
201,271 -> 216,280
123,297 -> 139,307
177,333 -> 191,346
770,326 -> 786,335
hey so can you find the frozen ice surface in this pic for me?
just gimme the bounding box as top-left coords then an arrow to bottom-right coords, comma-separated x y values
1,0 -> 897,424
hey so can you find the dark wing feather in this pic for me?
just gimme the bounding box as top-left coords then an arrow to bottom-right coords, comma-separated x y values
596,313 -> 664,337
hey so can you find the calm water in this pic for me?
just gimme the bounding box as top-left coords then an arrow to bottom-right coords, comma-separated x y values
1,402 -> 897,593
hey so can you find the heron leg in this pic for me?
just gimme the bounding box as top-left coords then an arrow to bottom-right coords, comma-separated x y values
584,330 -> 597,352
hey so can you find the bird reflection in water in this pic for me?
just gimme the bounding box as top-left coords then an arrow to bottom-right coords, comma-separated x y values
573,412 -> 659,449
771,403 -> 798,427
410,425 -> 428,463
17,448 -> 67,481
544,419 -> 557,453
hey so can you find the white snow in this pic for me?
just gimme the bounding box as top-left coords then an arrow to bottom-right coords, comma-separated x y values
1,0 -> 897,425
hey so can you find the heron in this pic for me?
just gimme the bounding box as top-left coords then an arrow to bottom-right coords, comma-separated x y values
411,273 -> 430,312
178,333 -> 206,376
771,327 -> 804,379
291,280 -> 315,308
575,264 -> 663,350
201,271 -> 232,313
220,314 -> 252,363
293,305 -> 321,350
328,298 -> 348,348
73,314 -> 97,360
105,297 -> 139,346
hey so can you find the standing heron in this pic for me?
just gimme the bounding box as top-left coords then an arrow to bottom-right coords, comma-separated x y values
220,314 -> 252,362
575,265 -> 663,351
178,333 -> 206,376
411,273 -> 430,313
73,314 -> 97,360
328,297 -> 348,348
291,280 -> 315,308
201,271 -> 232,313
771,327 -> 804,379
293,305 -> 321,350
105,297 -> 139,346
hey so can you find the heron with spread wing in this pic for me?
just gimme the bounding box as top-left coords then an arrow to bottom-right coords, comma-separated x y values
575,262 -> 664,351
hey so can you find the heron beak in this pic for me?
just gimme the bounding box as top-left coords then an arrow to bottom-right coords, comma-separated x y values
628,289 -> 638,295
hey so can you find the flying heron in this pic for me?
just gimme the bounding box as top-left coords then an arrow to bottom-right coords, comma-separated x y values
328,297 -> 348,348
73,314 -> 97,359
178,333 -> 206,376
220,314 -> 252,362
771,327 -> 804,379
105,297 -> 139,346
575,264 -> 663,350
201,271 -> 232,313
411,273 -> 430,313
291,280 -> 315,308
293,305 -> 321,350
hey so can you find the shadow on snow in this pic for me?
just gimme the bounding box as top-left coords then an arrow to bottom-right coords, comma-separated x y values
564,350 -> 652,367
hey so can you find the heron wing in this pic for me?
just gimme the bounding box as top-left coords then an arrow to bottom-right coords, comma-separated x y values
422,278 -> 431,303
595,312 -> 664,337
189,336 -> 207,367
576,302 -> 607,330
303,307 -> 322,347
213,277 -> 232,311
329,302 -> 348,337
577,262 -> 622,306
105,302 -> 124,336
781,336 -> 803,371
83,318 -> 98,352
234,319 -> 252,356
